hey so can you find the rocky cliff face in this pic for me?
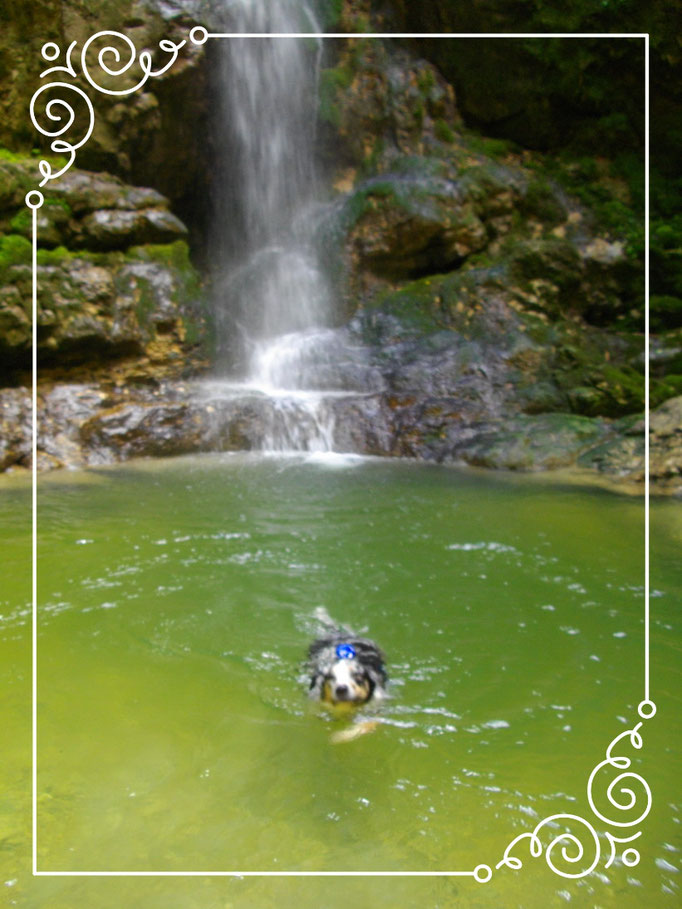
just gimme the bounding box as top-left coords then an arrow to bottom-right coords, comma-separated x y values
1,0 -> 215,231
0,0 -> 679,493
0,157 -> 210,385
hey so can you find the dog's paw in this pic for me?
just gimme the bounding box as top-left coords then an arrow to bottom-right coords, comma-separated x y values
330,720 -> 380,744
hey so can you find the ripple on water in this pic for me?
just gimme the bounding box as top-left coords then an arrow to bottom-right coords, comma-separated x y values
1,455 -> 677,892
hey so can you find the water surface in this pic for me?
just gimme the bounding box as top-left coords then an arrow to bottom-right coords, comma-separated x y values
1,454 -> 679,907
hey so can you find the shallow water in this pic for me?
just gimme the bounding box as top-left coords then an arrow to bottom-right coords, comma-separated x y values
1,454 -> 680,907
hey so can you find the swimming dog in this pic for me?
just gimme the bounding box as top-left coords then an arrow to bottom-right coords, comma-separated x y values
307,608 -> 388,711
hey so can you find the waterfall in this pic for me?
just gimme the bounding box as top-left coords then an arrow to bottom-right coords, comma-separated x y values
207,0 -> 337,454
206,0 -> 384,456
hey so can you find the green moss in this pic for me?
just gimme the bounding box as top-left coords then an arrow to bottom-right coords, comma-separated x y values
651,295 -> 682,331
318,65 -> 354,128
129,240 -> 194,271
521,179 -> 566,225
0,146 -> 69,168
0,148 -> 27,163
434,119 -> 456,144
336,181 -> 399,233
35,246 -> 117,267
539,155 -> 645,260
316,0 -> 344,29
462,132 -> 518,159
43,196 -> 72,215
597,365 -> 646,412
365,275 -> 448,335
129,241 -> 203,300
353,13 -> 371,32
128,241 -> 207,345
417,68 -> 436,93
651,214 -> 682,306
651,375 -> 682,405
357,137 -> 385,182
9,208 -> 33,234
0,233 -> 32,277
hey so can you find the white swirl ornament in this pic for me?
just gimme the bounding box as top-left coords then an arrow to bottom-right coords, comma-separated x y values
496,715 -> 652,880
80,31 -> 186,96
30,31 -> 187,185
29,81 -> 95,187
587,722 -> 652,829
496,813 -> 601,879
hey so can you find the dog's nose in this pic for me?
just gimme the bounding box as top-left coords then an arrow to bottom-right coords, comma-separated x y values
334,685 -> 349,700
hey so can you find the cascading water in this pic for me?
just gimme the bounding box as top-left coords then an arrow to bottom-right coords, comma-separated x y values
209,0 -> 353,453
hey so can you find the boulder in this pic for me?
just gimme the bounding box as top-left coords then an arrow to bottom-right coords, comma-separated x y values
0,240 -> 209,381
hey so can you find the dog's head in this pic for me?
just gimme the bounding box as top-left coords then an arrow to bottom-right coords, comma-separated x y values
308,637 -> 387,707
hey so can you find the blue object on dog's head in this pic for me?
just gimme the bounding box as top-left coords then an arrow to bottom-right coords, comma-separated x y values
336,643 -> 356,660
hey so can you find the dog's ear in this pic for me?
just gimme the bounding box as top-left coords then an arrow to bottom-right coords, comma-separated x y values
367,663 -> 387,691
308,636 -> 334,661
350,639 -> 387,685
308,671 -> 323,696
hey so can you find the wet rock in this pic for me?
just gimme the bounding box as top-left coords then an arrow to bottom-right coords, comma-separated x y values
329,151 -> 526,290
39,384 -> 110,469
0,387 -> 31,470
80,399 -> 206,461
327,393 -> 395,455
78,208 -> 188,251
1,155 -> 210,386
318,41 -> 459,171
2,160 -> 189,252
346,174 -> 487,279
348,269 -> 646,421
0,239 -> 209,383
578,397 -> 682,493
448,413 -> 614,471
1,376 -> 675,498
46,170 -> 168,216
0,1 -> 215,223
650,397 -> 682,485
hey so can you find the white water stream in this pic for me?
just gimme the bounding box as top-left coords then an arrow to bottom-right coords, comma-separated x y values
211,0 -> 352,453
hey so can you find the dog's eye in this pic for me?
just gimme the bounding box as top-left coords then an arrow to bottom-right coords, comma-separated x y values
352,672 -> 366,684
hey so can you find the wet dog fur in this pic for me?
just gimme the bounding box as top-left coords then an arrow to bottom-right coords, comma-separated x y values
307,608 -> 388,709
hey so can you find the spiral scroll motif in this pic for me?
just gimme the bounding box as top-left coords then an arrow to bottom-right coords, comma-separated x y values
80,31 -> 186,96
30,31 -> 186,186
496,707 -> 654,880
587,722 -> 652,829
497,813 -> 601,879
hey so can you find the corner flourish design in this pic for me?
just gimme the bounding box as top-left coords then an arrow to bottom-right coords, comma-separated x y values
495,700 -> 656,880
30,31 -> 190,187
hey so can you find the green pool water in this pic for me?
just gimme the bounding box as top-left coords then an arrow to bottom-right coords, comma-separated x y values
1,453 -> 680,908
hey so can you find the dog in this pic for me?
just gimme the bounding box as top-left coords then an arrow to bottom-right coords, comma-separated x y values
306,608 -> 388,725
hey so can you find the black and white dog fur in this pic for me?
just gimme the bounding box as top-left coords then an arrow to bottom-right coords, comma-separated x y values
307,607 -> 388,709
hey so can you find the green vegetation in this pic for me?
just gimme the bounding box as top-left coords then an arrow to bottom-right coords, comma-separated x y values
0,233 -> 32,279
315,0 -> 345,29
318,65 -> 354,128
460,131 -> 518,160
434,119 -> 456,144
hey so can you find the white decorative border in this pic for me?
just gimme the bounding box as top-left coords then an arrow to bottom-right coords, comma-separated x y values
28,28 -> 652,882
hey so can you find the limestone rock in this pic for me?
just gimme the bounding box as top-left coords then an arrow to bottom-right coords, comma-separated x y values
0,387 -> 31,470
0,241 -> 208,382
78,208 -> 188,250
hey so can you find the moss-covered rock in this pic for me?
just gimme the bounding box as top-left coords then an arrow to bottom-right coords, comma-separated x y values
317,38 -> 459,174
0,0 -> 214,224
1,159 -> 188,251
349,254 -> 647,420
